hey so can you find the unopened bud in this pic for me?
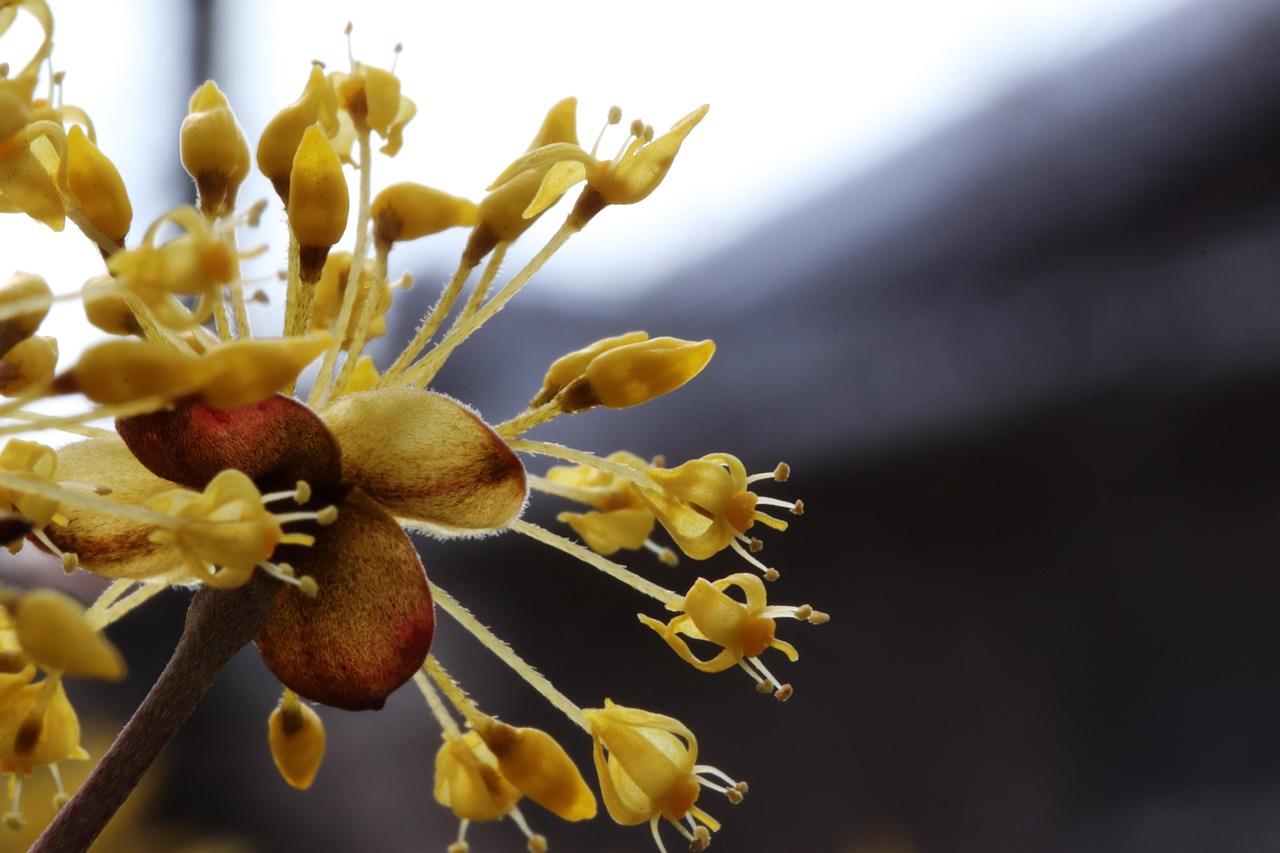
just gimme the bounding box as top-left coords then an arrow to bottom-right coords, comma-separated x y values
371,182 -> 476,252
268,695 -> 326,790
288,125 -> 348,281
181,81 -> 251,216
61,124 -> 132,245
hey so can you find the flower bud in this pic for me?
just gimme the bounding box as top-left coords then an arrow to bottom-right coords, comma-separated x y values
370,182 -> 475,252
197,335 -> 331,409
0,335 -> 57,395
180,81 -> 250,216
57,339 -> 209,406
81,275 -> 142,336
9,589 -> 126,680
473,715 -> 597,821
0,272 -> 52,358
558,337 -> 714,412
268,693 -> 326,790
288,125 -> 349,281
532,331 -> 648,408
59,124 -> 132,245
257,65 -> 338,201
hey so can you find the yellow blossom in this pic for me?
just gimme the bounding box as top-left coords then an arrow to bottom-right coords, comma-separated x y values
147,469 -> 316,589
472,714 -> 597,822
530,331 -> 648,408
638,454 -> 801,579
638,573 -> 827,699
557,336 -> 715,412
434,730 -> 523,822
330,60 -> 415,155
490,104 -> 709,228
288,125 -> 349,280
0,676 -> 88,778
370,182 -> 476,252
585,700 -> 744,851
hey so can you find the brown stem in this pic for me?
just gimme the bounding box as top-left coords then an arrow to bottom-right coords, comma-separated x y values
31,576 -> 276,853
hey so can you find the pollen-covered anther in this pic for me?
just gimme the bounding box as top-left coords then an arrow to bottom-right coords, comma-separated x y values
747,537 -> 763,554
791,499 -> 804,516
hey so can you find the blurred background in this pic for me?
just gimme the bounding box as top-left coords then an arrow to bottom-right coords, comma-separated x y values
5,0 -> 1280,850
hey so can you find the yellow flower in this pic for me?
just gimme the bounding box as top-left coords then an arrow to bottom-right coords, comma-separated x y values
639,573 -> 827,699
638,454 -> 801,580
330,60 -> 416,155
490,104 -> 709,228
584,700 -> 745,852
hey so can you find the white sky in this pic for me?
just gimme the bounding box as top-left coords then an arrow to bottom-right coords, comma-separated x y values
1,0 -> 1194,349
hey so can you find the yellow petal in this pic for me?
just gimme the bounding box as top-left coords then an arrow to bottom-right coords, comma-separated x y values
11,589 -> 126,680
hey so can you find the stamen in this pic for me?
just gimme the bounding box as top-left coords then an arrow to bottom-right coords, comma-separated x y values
4,775 -> 24,830
644,539 -> 679,566
590,105 -> 623,159
390,42 -> 403,74
649,817 -> 671,853
48,762 -> 69,808
261,561 -> 318,598
729,537 -> 778,581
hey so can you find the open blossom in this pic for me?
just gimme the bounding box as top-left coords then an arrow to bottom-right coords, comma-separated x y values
0,4 -> 825,849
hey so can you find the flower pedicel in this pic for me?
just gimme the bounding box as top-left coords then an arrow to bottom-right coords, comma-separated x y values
0,2 -> 827,850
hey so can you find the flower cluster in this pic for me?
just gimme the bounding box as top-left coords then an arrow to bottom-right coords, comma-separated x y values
0,2 -> 826,850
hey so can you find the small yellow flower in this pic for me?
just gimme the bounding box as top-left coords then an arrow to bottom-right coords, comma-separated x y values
638,573 -> 827,699
584,700 -> 744,852
59,124 -> 132,245
330,60 -> 415,155
639,454 -> 801,579
471,713 -> 597,822
288,125 -> 349,281
0,676 -> 88,779
490,104 -> 709,228
370,182 -> 476,252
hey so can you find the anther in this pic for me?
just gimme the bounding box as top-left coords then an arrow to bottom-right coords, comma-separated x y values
316,505 -> 339,525
774,683 -> 793,702
528,835 -> 548,853
773,462 -> 790,482
747,537 -> 763,554
791,499 -> 804,516
754,681 -> 772,695
763,567 -> 779,582
793,604 -> 812,620
629,118 -> 645,138
607,105 -> 623,125
690,825 -> 711,851
294,480 -> 312,505
807,610 -> 830,625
